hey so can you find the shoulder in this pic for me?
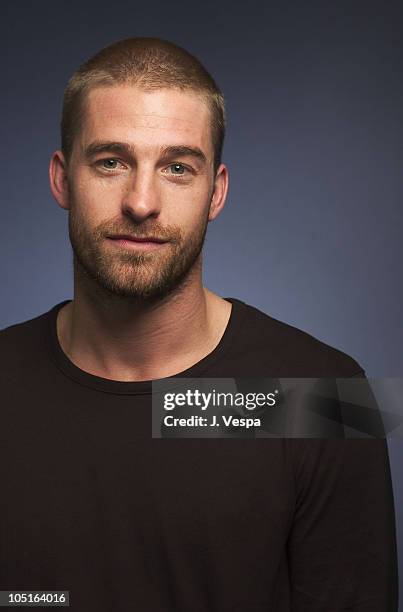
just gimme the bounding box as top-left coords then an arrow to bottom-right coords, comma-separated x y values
0,309 -> 48,343
0,308 -> 52,373
232,298 -> 365,377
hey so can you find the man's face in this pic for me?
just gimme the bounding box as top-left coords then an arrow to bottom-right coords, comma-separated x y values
65,85 -> 219,300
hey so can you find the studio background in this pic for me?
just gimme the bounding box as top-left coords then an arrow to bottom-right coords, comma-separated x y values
1,0 -> 402,605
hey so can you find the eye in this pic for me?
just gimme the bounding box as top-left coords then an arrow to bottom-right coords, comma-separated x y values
95,157 -> 126,174
96,158 -> 125,171
167,163 -> 190,177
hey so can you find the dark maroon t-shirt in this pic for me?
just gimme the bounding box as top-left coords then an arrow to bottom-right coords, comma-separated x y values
0,298 -> 398,611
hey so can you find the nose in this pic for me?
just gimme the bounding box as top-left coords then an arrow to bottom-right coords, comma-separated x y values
121,165 -> 162,221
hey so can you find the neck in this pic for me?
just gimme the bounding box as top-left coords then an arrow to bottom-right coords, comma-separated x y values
56,258 -> 232,382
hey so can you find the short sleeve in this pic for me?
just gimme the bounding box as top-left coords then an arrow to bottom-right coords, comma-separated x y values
287,436 -> 398,610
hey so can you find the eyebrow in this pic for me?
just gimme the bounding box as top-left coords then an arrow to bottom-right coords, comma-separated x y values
82,140 -> 207,166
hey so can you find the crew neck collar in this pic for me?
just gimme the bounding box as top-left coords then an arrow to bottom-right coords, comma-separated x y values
46,297 -> 247,395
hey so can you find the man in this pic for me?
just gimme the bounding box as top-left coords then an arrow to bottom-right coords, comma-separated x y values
0,37 -> 397,611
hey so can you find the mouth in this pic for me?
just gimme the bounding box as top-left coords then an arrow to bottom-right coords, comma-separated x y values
106,234 -> 169,250
107,234 -> 167,243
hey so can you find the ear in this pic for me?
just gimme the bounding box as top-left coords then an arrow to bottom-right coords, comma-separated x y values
208,163 -> 229,222
49,150 -> 70,210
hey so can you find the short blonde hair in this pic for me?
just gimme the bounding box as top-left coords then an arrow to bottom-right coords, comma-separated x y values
61,37 -> 226,174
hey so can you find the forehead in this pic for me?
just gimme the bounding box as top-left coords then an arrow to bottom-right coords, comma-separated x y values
78,85 -> 213,158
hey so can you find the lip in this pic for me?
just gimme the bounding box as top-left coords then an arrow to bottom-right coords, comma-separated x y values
107,235 -> 168,250
108,234 -> 167,243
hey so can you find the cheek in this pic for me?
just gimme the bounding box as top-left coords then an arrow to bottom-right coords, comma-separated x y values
166,182 -> 211,223
182,203 -> 211,239
71,173 -> 121,220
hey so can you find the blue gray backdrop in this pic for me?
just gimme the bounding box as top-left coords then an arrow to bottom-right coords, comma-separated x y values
1,0 -> 402,604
